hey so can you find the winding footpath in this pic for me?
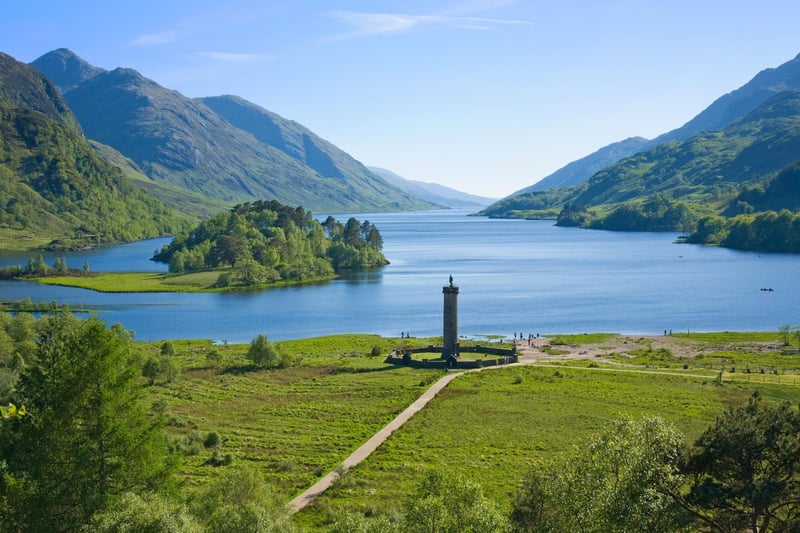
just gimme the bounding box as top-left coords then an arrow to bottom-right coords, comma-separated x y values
285,339 -> 728,514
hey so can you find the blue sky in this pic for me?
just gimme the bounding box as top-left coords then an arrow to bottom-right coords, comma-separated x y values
3,1 -> 800,197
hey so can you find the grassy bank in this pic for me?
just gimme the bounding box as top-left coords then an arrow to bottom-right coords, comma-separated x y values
33,270 -> 335,292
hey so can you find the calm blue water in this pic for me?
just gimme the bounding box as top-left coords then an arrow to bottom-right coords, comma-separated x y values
1,210 -> 797,343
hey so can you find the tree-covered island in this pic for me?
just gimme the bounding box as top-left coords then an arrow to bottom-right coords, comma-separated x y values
9,200 -> 388,293
152,199 -> 388,289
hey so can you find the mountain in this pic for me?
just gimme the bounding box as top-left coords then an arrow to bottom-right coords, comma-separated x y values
0,52 -> 186,249
481,90 -> 800,224
87,140 -> 229,220
653,52 -> 800,144
31,49 -> 433,214
367,166 -> 495,208
0,51 -> 81,133
514,137 -> 650,194
509,52 -> 800,197
29,47 -> 105,93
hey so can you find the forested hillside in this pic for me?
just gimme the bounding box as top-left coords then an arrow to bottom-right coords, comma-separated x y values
153,200 -> 387,288
0,52 -> 186,249
481,91 -> 800,252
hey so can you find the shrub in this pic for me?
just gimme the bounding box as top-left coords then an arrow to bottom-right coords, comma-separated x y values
204,431 -> 221,449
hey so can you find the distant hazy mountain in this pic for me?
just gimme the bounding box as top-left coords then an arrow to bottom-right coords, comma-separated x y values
31,49 -> 434,214
514,52 -> 800,195
0,52 -> 185,248
200,95 -> 429,210
367,167 -> 494,208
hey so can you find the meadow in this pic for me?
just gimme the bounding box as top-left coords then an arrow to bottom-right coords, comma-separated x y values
137,331 -> 800,529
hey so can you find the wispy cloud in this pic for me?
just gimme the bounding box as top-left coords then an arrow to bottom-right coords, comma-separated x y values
130,30 -> 179,46
195,52 -> 272,63
326,10 -> 530,39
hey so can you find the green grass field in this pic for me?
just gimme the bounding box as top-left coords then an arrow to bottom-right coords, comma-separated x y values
297,365 -> 793,528
142,335 -> 443,497
131,332 -> 800,529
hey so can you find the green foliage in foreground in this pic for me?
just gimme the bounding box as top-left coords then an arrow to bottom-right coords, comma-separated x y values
512,416 -> 688,532
0,314 -> 174,532
328,469 -> 510,532
512,394 -> 800,533
152,200 -> 387,288
5,314 -> 800,531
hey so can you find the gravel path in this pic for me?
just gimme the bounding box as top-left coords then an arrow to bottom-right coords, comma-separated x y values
285,369 -> 468,514
285,343 -> 553,514
285,334 -> 742,515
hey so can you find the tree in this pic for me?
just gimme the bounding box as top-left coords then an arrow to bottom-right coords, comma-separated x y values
322,215 -> 343,239
679,393 -> 800,532
344,217 -> 363,247
0,314 -> 175,531
247,333 -> 284,368
511,416 -> 688,532
402,469 -> 509,532
779,324 -> 792,346
142,356 -> 161,385
88,491 -> 200,533
160,341 -> 176,356
213,233 -> 248,266
367,227 -> 384,251
53,257 -> 67,274
190,465 -> 295,532
229,258 -> 277,286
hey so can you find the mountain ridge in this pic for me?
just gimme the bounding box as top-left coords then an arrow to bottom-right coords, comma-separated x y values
518,52 -> 800,195
31,49 -> 434,215
480,90 -> 800,228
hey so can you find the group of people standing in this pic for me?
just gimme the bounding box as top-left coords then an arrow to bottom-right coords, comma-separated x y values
514,332 -> 539,345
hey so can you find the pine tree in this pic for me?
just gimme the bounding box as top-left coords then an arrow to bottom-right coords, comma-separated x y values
0,314 -> 174,531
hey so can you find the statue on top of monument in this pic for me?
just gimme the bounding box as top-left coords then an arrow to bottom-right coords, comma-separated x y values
449,275 -> 453,287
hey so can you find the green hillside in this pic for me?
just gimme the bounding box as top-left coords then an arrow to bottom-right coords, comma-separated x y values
481,91 -> 800,249
512,52 -> 800,196
0,53 -> 187,250
88,140 -> 231,220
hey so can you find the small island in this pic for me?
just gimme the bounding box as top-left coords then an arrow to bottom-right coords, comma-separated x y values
6,200 -> 389,293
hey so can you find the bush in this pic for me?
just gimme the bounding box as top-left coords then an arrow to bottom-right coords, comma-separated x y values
204,431 -> 221,449
160,341 -> 176,356
247,334 -> 284,368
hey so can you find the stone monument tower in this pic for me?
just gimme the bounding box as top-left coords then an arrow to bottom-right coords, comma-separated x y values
442,275 -> 459,359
